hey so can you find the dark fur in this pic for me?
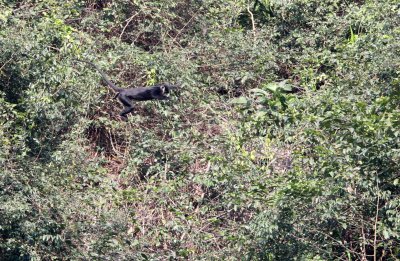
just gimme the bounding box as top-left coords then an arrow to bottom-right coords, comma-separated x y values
75,60 -> 177,119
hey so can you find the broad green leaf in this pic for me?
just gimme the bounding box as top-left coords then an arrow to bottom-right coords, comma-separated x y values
231,96 -> 249,105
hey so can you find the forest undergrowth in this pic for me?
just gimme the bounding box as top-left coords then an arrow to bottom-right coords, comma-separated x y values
1,0 -> 399,260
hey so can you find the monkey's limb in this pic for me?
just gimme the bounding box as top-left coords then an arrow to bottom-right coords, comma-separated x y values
118,94 -> 135,118
153,95 -> 169,100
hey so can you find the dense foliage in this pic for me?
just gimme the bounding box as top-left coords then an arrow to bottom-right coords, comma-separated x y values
1,0 -> 399,260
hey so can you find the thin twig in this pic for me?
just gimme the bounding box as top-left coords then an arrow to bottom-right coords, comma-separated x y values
373,191 -> 380,261
119,11 -> 142,40
172,14 -> 196,42
361,222 -> 367,261
0,55 -> 15,72
247,3 -> 256,38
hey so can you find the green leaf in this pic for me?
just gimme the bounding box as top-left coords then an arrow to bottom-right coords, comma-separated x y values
250,88 -> 270,96
278,81 -> 294,92
264,82 -> 279,92
264,81 -> 294,92
231,96 -> 249,105
382,230 -> 390,239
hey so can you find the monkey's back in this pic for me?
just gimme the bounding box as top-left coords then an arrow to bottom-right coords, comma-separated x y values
125,87 -> 154,101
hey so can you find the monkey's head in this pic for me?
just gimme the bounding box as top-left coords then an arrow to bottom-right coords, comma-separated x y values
161,83 -> 179,94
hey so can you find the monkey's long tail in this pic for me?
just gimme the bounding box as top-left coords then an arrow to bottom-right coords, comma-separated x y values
74,59 -> 123,93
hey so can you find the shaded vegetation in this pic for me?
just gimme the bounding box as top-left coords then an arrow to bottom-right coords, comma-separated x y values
1,0 -> 399,260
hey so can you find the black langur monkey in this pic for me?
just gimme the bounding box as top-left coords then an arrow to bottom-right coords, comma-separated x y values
75,59 -> 177,119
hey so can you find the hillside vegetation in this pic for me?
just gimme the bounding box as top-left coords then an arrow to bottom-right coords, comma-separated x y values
1,0 -> 399,260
